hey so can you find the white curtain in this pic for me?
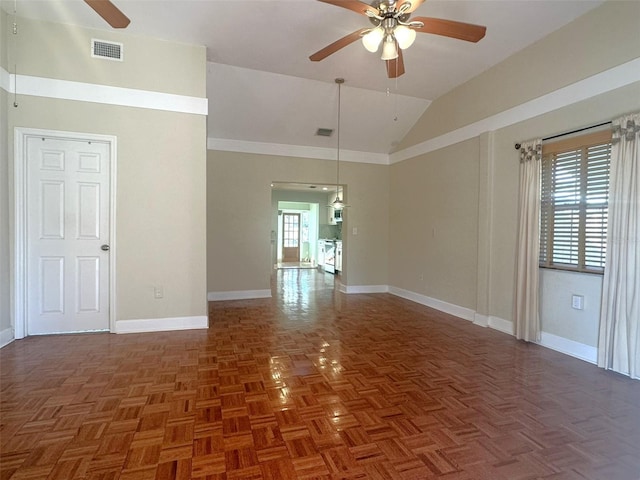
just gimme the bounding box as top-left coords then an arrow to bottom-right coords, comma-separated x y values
515,140 -> 542,342
598,113 -> 640,380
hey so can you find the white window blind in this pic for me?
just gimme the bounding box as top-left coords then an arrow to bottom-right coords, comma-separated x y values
540,130 -> 611,273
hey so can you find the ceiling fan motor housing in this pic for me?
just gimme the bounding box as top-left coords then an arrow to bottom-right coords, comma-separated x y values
368,0 -> 411,26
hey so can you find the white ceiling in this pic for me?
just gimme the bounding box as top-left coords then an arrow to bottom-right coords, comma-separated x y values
3,0 -> 604,156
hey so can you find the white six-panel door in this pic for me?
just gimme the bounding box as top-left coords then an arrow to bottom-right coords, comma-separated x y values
26,136 -> 110,334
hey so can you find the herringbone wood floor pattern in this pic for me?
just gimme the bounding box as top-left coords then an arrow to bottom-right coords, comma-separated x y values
1,269 -> 639,479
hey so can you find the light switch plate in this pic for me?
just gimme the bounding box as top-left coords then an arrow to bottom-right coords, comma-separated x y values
571,294 -> 584,310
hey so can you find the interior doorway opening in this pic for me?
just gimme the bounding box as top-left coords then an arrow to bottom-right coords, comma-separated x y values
270,182 -> 344,273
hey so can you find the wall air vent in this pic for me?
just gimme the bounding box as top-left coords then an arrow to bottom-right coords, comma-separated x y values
91,39 -> 123,61
316,128 -> 333,137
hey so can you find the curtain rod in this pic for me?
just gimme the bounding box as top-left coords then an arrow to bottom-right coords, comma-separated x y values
514,121 -> 611,150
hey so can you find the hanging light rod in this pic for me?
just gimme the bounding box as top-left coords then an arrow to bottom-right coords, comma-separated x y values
330,78 -> 348,211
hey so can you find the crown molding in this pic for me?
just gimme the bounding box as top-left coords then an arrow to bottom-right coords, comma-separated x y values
390,57 -> 640,164
5,57 -> 639,163
0,67 -> 207,115
207,137 -> 389,165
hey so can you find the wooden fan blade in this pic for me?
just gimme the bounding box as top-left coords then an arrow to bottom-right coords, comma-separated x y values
317,0 -> 379,17
84,0 -> 130,28
310,28 -> 369,61
386,49 -> 405,78
411,17 -> 486,42
397,0 -> 424,14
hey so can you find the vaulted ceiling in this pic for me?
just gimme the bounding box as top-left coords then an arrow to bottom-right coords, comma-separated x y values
2,0 -> 604,156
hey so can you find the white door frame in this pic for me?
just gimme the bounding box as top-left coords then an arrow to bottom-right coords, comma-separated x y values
13,127 -> 117,338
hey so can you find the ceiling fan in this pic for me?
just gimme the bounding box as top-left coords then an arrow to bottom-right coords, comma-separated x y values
309,0 -> 486,78
84,0 -> 130,28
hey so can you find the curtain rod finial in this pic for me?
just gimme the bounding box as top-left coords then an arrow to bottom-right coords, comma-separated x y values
514,143 -> 521,150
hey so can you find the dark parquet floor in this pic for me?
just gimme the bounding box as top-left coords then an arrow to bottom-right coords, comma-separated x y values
1,269 -> 640,479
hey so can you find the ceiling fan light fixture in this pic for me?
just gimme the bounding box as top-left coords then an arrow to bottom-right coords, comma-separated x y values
380,36 -> 398,60
394,25 -> 416,49
362,27 -> 384,53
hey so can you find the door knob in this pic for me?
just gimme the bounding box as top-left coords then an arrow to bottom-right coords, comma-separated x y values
101,244 -> 110,251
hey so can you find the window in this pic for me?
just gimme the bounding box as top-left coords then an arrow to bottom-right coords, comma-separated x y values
540,130 -> 611,273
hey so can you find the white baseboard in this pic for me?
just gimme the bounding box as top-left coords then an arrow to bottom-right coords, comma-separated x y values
342,285 -> 390,294
207,290 -> 272,301
115,315 -> 208,334
474,313 -> 489,327
488,316 -> 514,335
0,327 -> 15,348
386,287 -> 515,338
323,280 -> 596,366
538,331 -> 597,364
388,286 -> 475,322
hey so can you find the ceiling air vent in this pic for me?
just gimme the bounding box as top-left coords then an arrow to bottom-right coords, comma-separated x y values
316,128 -> 333,137
91,39 -> 123,61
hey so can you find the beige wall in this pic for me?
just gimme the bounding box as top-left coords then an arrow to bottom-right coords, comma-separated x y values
14,16 -> 205,96
207,150 -> 388,294
5,17 -> 208,330
391,90 -> 639,343
397,1 -> 640,150
390,81 -> 640,339
389,138 -> 479,309
1,8 -> 8,68
9,97 -> 208,322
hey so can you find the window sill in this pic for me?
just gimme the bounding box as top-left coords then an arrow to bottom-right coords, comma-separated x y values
539,265 -> 604,276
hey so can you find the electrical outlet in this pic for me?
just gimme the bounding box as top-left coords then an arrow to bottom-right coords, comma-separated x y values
419,273 -> 424,281
154,286 -> 164,299
571,294 -> 583,310
352,227 -> 358,235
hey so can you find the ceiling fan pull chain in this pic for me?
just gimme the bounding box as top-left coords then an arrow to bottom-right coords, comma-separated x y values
394,76 -> 399,121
